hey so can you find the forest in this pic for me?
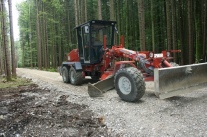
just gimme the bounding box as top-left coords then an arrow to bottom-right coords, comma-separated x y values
0,0 -> 207,77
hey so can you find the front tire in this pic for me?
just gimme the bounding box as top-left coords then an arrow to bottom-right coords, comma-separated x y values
114,67 -> 145,102
69,67 -> 83,85
62,66 -> 70,83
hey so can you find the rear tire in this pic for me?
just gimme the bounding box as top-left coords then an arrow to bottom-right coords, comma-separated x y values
62,66 -> 70,83
114,67 -> 146,102
69,67 -> 83,85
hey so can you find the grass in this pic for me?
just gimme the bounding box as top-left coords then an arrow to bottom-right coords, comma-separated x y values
45,68 -> 58,72
31,67 -> 58,72
0,67 -> 57,89
0,77 -> 32,89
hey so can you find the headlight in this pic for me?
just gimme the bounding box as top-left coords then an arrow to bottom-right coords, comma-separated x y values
167,52 -> 170,57
149,52 -> 154,58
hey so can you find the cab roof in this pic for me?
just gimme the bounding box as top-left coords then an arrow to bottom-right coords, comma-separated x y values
75,20 -> 117,29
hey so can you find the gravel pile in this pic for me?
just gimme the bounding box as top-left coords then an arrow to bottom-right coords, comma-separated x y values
17,68 -> 207,136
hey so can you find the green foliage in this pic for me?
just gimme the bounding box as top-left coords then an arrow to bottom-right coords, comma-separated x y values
42,67 -> 57,72
16,0 -> 207,68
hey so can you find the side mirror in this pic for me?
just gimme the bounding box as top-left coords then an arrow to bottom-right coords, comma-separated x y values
85,26 -> 89,33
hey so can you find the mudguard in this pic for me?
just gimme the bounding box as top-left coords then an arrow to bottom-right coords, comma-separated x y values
62,62 -> 82,70
154,62 -> 207,99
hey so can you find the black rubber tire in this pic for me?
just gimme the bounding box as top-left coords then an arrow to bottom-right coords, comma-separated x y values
62,66 -> 70,83
69,67 -> 83,85
114,67 -> 146,102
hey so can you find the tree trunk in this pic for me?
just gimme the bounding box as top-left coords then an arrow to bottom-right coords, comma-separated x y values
74,0 -> 78,27
21,35 -> 25,67
29,3 -> 32,67
98,0 -> 102,20
165,0 -> 172,50
188,0 -> 193,64
58,16 -> 62,66
67,1 -> 72,46
36,0 -> 42,69
109,0 -> 114,20
150,0 -> 155,51
0,0 -> 3,74
125,0 -> 128,48
194,1 -> 202,63
84,0 -> 88,22
171,0 -> 177,61
1,0 -> 11,81
74,0 -> 79,45
115,0 -> 121,43
203,0 -> 207,62
44,13 -> 48,69
53,11 -> 57,68
178,0 -> 184,65
41,1 -> 44,68
8,0 -> 16,77
138,0 -> 146,51
78,0 -> 81,23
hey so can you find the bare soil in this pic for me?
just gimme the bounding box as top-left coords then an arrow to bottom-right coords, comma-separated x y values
0,83 -> 110,137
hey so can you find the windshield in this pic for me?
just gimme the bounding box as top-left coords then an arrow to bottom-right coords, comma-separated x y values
91,24 -> 113,47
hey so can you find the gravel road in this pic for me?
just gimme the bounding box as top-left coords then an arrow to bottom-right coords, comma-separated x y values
17,68 -> 207,137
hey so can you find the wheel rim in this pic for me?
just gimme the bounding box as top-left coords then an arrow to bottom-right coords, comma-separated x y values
63,70 -> 66,81
118,76 -> 131,95
70,70 -> 75,82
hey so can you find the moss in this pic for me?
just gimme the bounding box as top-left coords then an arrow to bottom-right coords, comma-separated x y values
0,77 -> 32,89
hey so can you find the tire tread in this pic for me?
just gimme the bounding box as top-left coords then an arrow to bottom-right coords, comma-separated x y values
114,67 -> 145,102
69,67 -> 83,85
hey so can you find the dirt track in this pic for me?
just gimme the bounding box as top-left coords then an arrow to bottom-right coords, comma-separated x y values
16,68 -> 207,136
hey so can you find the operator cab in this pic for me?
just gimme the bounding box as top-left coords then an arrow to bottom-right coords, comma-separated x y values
75,20 -> 117,64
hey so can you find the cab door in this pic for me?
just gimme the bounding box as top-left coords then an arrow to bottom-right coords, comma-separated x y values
81,25 -> 90,64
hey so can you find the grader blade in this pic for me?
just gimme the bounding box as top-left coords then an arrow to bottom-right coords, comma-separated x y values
88,76 -> 114,97
154,62 -> 207,99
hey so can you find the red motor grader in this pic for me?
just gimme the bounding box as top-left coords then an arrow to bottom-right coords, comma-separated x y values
60,20 -> 207,102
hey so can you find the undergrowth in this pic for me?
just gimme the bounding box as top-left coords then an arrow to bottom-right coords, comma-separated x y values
0,77 -> 32,89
